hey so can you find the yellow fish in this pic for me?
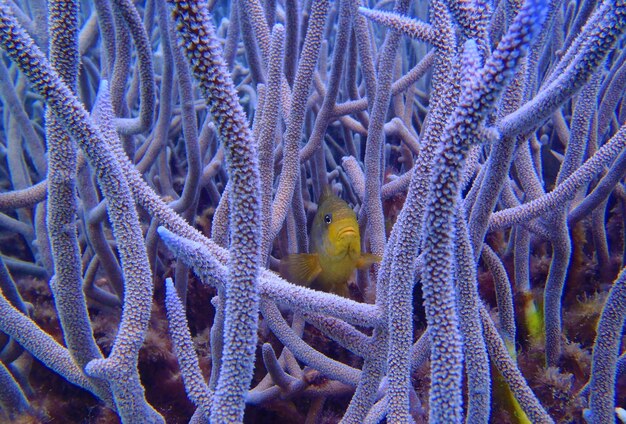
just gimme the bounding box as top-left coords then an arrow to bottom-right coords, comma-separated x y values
280,189 -> 381,297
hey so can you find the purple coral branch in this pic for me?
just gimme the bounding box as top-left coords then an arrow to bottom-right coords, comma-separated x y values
0,5 -> 160,421
165,1 -> 262,422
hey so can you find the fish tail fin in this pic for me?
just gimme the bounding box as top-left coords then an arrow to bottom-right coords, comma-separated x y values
280,254 -> 322,286
356,253 -> 382,269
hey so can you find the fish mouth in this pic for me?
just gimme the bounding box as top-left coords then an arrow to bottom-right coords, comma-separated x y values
337,227 -> 357,239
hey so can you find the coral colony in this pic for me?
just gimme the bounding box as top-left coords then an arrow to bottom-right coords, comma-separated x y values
0,0 -> 625,422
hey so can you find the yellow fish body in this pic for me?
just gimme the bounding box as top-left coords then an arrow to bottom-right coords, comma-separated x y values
280,189 -> 381,297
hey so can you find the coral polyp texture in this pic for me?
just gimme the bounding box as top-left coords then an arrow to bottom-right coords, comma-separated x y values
0,0 -> 624,422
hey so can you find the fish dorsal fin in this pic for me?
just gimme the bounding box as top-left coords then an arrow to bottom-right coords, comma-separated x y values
318,186 -> 335,204
280,254 -> 322,286
355,253 -> 382,269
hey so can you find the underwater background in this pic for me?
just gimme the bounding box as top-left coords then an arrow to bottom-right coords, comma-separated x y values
0,0 -> 625,422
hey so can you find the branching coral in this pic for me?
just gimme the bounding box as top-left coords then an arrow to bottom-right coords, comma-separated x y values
0,0 -> 624,422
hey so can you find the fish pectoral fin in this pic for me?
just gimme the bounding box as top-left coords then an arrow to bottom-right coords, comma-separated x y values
355,253 -> 382,269
280,254 -> 322,286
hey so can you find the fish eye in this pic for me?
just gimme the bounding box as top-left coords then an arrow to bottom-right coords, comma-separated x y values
324,214 -> 332,224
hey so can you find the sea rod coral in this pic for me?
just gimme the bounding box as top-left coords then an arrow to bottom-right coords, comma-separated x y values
0,0 -> 625,422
